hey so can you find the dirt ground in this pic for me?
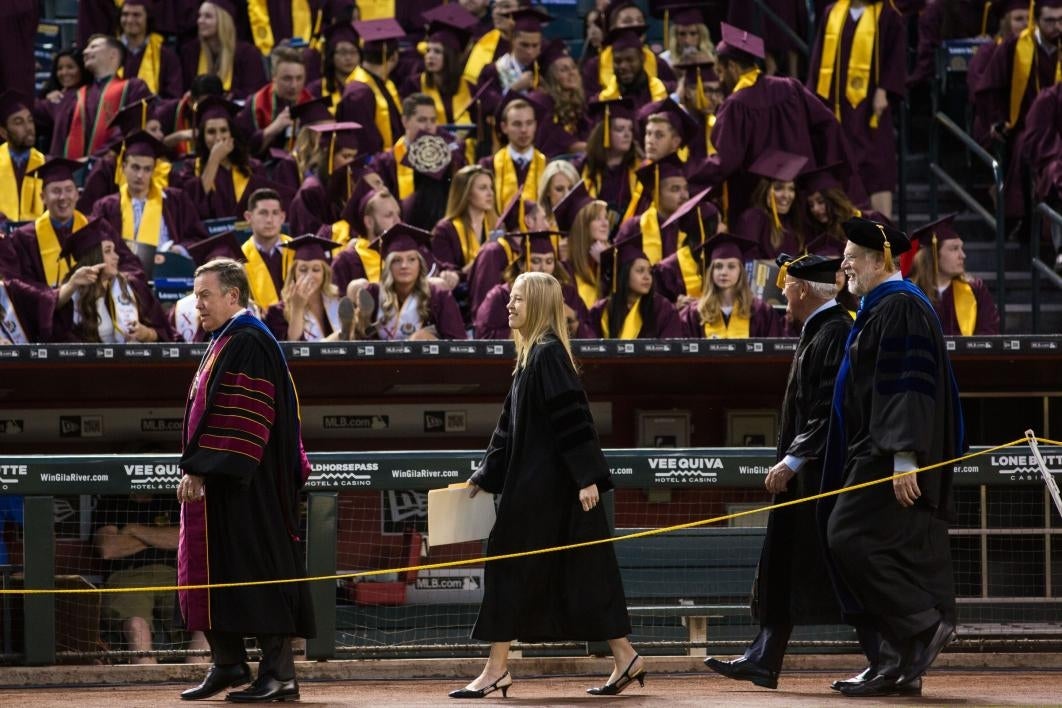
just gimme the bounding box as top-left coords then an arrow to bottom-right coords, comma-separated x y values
2,671 -> 1062,707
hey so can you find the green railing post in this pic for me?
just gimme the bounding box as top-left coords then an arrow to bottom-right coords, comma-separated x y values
23,496 -> 54,665
305,492 -> 337,660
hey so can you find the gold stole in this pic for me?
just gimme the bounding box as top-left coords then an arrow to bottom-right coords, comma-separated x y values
350,66 -> 401,150
420,74 -> 472,124
452,219 -> 481,264
597,73 -> 668,101
197,43 -> 231,92
115,159 -> 171,195
393,137 -> 414,199
355,0 -> 395,20
0,147 -> 44,221
951,279 -> 977,336
732,68 -> 761,95
601,297 -> 644,339
119,185 -> 164,246
1009,29 -> 1061,126
703,310 -> 750,338
241,235 -> 292,308
497,237 -> 517,266
582,164 -> 641,221
248,0 -> 314,55
598,46 -> 659,87
35,210 -> 88,286
639,208 -> 664,265
354,237 -> 382,282
677,246 -> 703,298
576,274 -> 599,309
492,149 -> 545,213
463,29 -> 502,85
707,113 -> 717,156
816,0 -> 881,117
117,33 -> 164,94
230,166 -> 250,204
330,219 -> 353,246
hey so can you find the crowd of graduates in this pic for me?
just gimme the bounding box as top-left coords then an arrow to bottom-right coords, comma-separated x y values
7,0 -> 1055,347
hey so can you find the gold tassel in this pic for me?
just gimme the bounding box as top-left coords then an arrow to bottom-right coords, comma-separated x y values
980,1 -> 991,37
533,62 -> 539,89
877,223 -> 893,271
328,133 -> 336,174
775,253 -> 809,289
603,105 -> 611,149
141,100 -> 147,128
611,246 -> 619,294
932,232 -> 939,277
695,72 -> 708,112
653,165 -> 660,211
769,188 -> 781,230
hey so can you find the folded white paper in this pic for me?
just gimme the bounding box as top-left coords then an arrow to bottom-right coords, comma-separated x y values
427,484 -> 497,547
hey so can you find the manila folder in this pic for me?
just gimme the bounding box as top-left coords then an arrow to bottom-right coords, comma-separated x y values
428,484 -> 496,547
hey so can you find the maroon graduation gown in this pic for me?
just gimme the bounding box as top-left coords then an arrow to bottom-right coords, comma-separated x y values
653,247 -> 702,304
122,38 -> 184,99
431,217 -> 483,275
1019,83 -> 1062,203
678,298 -> 782,338
363,282 -> 467,340
934,277 -> 1000,335
613,211 -> 685,262
178,40 -> 268,100
336,70 -> 402,158
467,237 -> 520,316
90,188 -> 208,249
184,161 -> 293,220
52,275 -> 176,343
588,293 -> 682,338
288,175 -> 334,239
0,0 -> 39,97
529,90 -> 591,158
580,52 -> 677,98
0,277 -> 58,343
321,229 -> 373,293
262,301 -> 335,341
474,281 -> 593,339
806,3 -> 907,194
735,207 -> 806,261
49,77 -> 152,157
968,40 -> 1000,148
581,159 -> 639,223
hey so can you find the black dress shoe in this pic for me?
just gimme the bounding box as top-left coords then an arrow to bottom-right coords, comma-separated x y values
587,655 -> 646,696
226,676 -> 300,703
704,656 -> 778,689
448,671 -> 512,699
181,663 -> 253,701
831,665 -> 875,691
905,620 -> 957,681
839,673 -> 905,697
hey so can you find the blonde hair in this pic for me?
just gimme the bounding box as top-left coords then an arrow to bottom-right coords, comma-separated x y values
512,272 -> 576,372
293,126 -> 319,181
668,23 -> 714,63
444,164 -> 497,235
202,2 -> 236,89
697,259 -> 752,325
280,259 -> 339,324
377,250 -> 432,329
568,200 -> 607,288
537,159 -> 581,222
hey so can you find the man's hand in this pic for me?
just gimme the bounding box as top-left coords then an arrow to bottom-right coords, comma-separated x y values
579,484 -> 599,512
893,472 -> 921,507
872,87 -> 889,118
177,474 -> 205,503
764,461 -> 795,494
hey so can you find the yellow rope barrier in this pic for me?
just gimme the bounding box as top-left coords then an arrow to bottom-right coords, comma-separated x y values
2,436 -> 1054,596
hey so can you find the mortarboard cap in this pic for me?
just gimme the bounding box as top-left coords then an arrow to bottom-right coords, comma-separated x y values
204,0 -> 237,19
605,24 -> 648,52
842,216 -> 911,264
495,90 -> 545,127
638,96 -> 700,147
912,213 -> 962,249
510,6 -> 551,34
660,185 -> 718,239
705,232 -> 757,262
716,22 -> 765,61
588,96 -> 636,123
354,18 -> 406,47
537,39 -> 574,74
797,161 -> 848,194
123,0 -> 155,7
522,230 -> 564,255
674,59 -> 717,84
58,218 -> 117,262
990,0 -> 1029,13
290,96 -> 334,126
552,182 -> 595,232
186,230 -> 245,264
122,130 -> 167,159
747,149 -> 809,183
322,20 -> 359,48
380,222 -> 433,258
635,151 -> 687,192
30,157 -> 83,186
498,194 -> 538,232
281,234 -> 343,262
109,97 -> 157,133
195,95 -> 239,127
309,121 -> 362,155
340,176 -> 385,236
649,1 -> 710,26
775,252 -> 842,288
402,132 -> 453,179
0,90 -> 32,124
611,227 -> 650,268
422,4 -> 478,52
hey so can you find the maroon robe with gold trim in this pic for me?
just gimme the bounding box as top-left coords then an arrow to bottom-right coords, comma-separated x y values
678,298 -> 782,338
735,207 -> 806,261
50,76 -> 152,158
588,293 -> 682,338
474,281 -> 593,339
178,40 -> 269,100
933,277 -> 1000,336
90,187 -> 208,250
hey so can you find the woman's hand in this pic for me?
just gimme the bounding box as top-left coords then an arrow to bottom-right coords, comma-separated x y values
579,484 -> 599,512
127,320 -> 157,343
468,479 -> 481,498
209,134 -> 234,162
287,273 -> 316,312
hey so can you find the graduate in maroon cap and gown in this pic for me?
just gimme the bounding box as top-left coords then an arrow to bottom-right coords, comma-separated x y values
0,90 -> 46,224
179,0 -> 269,101
288,122 -> 363,238
263,235 -> 347,341
307,20 -> 361,111
581,2 -> 677,97
402,5 -> 479,132
799,161 -> 889,258
91,131 -> 207,258
613,152 -> 691,266
467,196 -> 548,316
652,188 -> 719,305
968,0 -> 1030,148
336,18 -> 406,157
323,178 -> 396,291
734,150 -> 810,260
0,158 -> 145,291
472,8 -> 550,120
678,234 -> 782,338
475,231 -> 594,339
807,0 -> 906,217
0,278 -> 59,344
431,164 -> 498,283
52,218 -> 174,343
117,0 -> 184,99
529,40 -> 593,157
578,98 -> 644,225
593,25 -> 671,106
908,214 -> 1000,335
553,182 -> 612,309
588,234 -> 682,339
235,46 -> 314,157
356,224 -> 467,340
693,23 -> 861,224
479,93 -> 549,218
1020,82 -> 1062,204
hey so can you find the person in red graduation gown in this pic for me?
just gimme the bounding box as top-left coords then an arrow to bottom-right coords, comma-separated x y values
678,234 -> 782,338
90,131 -> 207,259
588,228 -> 683,339
323,178 -> 398,291
734,150 -> 810,260
691,23 -> 862,224
968,0 -> 1030,148
52,218 -> 174,343
0,90 -> 46,224
235,45 -> 313,157
263,235 -> 347,341
0,159 -> 144,290
353,224 -> 467,340
288,121 -> 363,238
52,34 -> 152,159
577,98 -> 644,225
475,231 -> 594,339
908,214 -> 1000,335
807,0 -> 907,219
307,20 -> 360,112
336,18 -> 406,157
179,0 -> 268,101
117,0 -> 184,99
467,195 -> 550,316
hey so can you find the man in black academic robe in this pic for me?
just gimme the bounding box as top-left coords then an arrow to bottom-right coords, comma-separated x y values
177,259 -> 314,703
821,218 -> 964,698
705,254 -> 871,691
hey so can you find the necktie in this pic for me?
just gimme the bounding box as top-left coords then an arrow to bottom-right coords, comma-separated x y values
514,156 -> 528,170
133,198 -> 144,236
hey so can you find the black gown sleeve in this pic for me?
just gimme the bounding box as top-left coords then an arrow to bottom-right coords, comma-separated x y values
471,386 -> 512,494
785,315 -> 849,461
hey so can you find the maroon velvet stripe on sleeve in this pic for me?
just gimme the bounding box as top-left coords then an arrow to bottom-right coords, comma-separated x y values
197,370 -> 277,462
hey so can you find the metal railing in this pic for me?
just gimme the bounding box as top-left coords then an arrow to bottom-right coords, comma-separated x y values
1030,202 -> 1062,333
750,0 -> 812,57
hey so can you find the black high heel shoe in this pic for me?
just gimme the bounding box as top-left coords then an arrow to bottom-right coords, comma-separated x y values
449,671 -> 513,699
587,655 -> 646,696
